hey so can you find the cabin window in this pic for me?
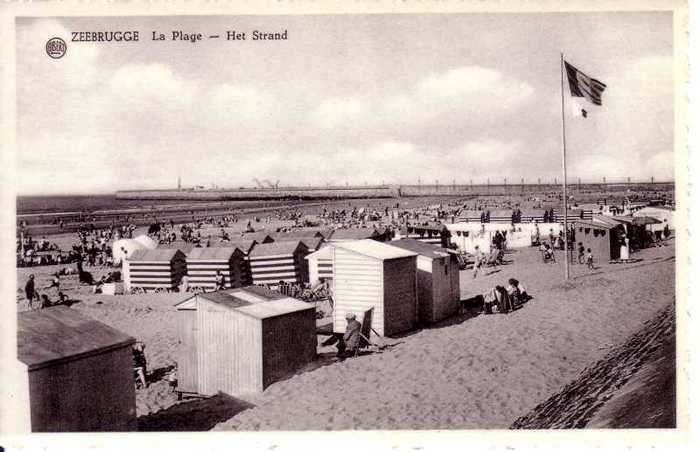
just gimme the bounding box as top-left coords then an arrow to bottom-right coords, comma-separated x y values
444,265 -> 448,275
601,230 -> 606,237
584,228 -> 590,234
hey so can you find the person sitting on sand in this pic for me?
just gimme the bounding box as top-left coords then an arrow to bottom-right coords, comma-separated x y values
506,278 -> 529,306
540,242 -> 555,263
49,272 -> 60,291
488,285 -> 512,314
40,294 -> 52,309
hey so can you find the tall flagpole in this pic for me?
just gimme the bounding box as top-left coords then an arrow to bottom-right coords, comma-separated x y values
560,53 -> 570,280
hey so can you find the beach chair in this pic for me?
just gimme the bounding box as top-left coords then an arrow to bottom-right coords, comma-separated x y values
355,308 -> 386,356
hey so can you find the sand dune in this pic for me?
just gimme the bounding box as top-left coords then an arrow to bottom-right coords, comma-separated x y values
512,302 -> 675,428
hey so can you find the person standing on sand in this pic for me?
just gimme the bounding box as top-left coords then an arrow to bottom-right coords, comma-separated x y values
577,242 -> 585,264
586,248 -> 594,269
472,245 -> 485,278
24,274 -> 36,306
620,235 -> 630,263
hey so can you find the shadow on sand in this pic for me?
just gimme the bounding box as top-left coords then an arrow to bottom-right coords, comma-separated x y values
137,392 -> 255,431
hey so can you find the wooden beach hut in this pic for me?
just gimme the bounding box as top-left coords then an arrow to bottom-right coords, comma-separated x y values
331,239 -> 418,337
16,306 -> 136,432
124,248 -> 187,292
247,241 -> 309,287
186,247 -> 246,290
573,218 -> 625,262
388,239 -> 461,324
174,286 -> 317,396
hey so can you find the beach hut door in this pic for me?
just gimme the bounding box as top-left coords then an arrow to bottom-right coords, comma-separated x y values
177,309 -> 198,393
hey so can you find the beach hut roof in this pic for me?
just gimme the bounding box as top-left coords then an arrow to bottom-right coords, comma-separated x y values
187,247 -> 241,260
181,287 -> 312,319
327,228 -> 378,240
133,234 -> 158,250
299,236 -> 325,250
270,230 -> 325,240
590,216 -> 624,229
158,241 -> 197,254
611,216 -> 636,225
248,241 -> 307,257
334,239 -> 417,261
218,240 -> 257,254
18,306 -> 135,371
129,248 -> 184,261
388,239 -> 450,259
240,232 -> 274,242
573,219 -> 618,230
631,216 -> 662,225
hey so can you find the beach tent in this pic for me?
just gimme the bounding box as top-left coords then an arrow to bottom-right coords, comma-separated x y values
633,206 -> 675,232
133,234 -> 158,250
124,248 -> 187,292
387,239 -> 460,324
174,286 -> 316,396
247,241 -> 310,286
16,306 -> 136,432
186,247 -> 246,290
111,238 -> 146,265
331,239 -> 418,337
305,244 -> 334,286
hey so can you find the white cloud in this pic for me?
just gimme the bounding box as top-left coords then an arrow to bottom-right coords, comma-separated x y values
312,96 -> 369,129
208,84 -> 276,121
110,63 -> 199,106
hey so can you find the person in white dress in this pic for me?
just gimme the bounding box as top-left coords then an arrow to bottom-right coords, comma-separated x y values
620,236 -> 630,262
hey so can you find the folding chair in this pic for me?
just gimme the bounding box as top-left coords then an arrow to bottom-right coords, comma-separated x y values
355,308 -> 387,356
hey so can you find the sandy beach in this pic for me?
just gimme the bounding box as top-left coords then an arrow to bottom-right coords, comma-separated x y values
16,235 -> 675,430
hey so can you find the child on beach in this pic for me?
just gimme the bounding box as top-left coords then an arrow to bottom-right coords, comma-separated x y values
586,248 -> 594,269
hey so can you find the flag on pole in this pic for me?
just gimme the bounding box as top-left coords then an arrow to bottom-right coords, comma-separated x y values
564,61 -> 607,106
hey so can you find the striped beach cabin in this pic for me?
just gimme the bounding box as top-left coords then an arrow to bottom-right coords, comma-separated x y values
248,241 -> 310,287
186,247 -> 246,290
124,249 -> 187,292
458,209 -> 593,224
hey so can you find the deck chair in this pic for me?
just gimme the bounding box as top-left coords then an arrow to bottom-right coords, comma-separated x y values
355,308 -> 386,356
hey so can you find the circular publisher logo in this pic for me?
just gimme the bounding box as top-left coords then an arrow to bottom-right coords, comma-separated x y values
46,37 -> 67,59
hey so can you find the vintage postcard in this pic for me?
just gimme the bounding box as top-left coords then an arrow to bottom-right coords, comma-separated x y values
0,0 -> 693,450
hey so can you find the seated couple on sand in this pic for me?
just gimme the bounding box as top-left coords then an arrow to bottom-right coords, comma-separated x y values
483,278 -> 530,315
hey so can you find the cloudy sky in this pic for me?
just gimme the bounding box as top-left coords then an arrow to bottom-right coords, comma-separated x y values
16,13 -> 674,195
